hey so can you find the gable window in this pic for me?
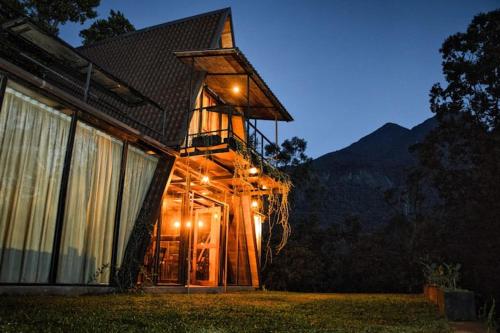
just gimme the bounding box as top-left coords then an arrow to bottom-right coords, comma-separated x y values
188,88 -> 246,145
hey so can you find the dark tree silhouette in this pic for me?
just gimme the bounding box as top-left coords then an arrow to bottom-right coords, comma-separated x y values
0,0 -> 100,35
415,8 -> 500,307
80,9 -> 135,45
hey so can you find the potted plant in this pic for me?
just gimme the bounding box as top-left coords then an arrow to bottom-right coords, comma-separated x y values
422,261 -> 476,321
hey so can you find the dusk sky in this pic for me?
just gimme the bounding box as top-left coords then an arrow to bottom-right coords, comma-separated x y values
59,0 -> 500,158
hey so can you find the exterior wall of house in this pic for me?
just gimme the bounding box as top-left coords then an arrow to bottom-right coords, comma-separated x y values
0,74 -> 172,289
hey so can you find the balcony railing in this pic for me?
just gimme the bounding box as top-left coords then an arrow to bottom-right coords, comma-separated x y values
183,106 -> 276,167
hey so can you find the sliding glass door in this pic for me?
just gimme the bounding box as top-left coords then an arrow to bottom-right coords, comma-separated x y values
0,87 -> 71,283
57,122 -> 123,284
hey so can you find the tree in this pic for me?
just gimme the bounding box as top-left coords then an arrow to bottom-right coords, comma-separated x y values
79,9 -> 135,46
415,9 -> 500,308
265,136 -> 312,169
1,0 -> 100,35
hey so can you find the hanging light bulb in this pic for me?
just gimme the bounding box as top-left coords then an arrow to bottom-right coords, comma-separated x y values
186,221 -> 192,228
198,220 -> 204,228
232,86 -> 240,94
251,200 -> 259,209
173,221 -> 181,228
201,175 -> 210,184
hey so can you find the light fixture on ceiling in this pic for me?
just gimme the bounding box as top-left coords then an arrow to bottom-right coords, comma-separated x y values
232,86 -> 240,94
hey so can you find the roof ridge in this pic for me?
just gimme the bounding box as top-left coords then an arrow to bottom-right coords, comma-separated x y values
77,7 -> 231,50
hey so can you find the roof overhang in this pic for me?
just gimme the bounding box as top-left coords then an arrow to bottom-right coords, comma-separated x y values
174,48 -> 293,121
1,18 -> 162,108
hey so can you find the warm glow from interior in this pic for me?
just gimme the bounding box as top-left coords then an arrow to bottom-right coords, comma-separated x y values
201,175 -> 210,184
232,86 -> 240,94
261,184 -> 268,190
251,200 -> 259,209
249,167 -> 258,175
173,221 -> 181,228
214,213 -> 218,219
198,220 -> 204,228
186,221 -> 192,228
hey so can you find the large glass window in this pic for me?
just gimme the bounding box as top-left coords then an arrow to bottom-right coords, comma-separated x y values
116,145 -> 158,268
0,86 -> 71,283
57,122 -> 123,284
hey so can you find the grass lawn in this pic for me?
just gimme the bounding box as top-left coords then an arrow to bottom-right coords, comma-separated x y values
0,291 -> 451,333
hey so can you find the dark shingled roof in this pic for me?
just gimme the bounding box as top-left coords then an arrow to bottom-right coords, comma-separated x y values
78,8 -> 230,145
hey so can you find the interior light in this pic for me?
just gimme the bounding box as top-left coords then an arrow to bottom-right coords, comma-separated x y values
173,221 -> 181,228
214,213 -> 219,219
186,221 -> 192,228
249,167 -> 258,175
232,86 -> 240,94
261,184 -> 268,190
201,175 -> 210,184
198,220 -> 204,228
251,200 -> 259,209
146,150 -> 156,155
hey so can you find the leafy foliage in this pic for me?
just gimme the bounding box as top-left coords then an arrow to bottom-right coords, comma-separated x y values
1,0 -> 100,35
79,9 -> 135,45
0,292 -> 451,332
421,261 -> 461,290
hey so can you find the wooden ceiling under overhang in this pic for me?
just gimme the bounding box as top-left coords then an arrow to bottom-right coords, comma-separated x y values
174,48 -> 293,122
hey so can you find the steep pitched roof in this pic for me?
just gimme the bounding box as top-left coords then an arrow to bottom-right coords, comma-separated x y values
78,8 -> 231,145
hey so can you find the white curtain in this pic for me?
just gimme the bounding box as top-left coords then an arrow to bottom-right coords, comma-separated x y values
0,87 -> 71,283
116,145 -> 158,267
57,122 -> 122,284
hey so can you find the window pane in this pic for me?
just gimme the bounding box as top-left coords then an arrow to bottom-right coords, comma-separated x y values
0,86 -> 70,283
57,122 -> 123,284
117,146 -> 158,268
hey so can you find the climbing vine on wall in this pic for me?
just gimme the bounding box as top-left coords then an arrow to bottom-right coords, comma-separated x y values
233,140 -> 292,266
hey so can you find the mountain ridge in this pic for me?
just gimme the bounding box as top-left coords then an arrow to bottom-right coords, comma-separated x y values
293,117 -> 437,228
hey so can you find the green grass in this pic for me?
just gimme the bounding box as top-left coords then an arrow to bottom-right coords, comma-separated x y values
0,291 -> 451,333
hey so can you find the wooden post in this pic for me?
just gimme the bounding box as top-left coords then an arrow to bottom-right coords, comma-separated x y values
275,117 -> 278,146
110,141 -> 129,285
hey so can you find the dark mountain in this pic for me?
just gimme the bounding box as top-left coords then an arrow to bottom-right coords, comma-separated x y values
293,117 -> 437,228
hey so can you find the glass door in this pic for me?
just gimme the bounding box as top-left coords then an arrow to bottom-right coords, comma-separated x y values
191,206 -> 221,286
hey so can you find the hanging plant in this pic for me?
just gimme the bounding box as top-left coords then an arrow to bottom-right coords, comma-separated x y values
232,140 -> 292,266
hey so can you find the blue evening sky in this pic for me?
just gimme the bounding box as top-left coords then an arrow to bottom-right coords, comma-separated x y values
59,0 -> 500,158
